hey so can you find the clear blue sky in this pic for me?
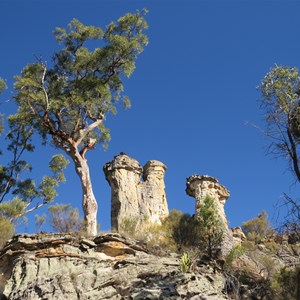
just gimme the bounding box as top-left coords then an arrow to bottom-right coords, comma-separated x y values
1,0 -> 300,232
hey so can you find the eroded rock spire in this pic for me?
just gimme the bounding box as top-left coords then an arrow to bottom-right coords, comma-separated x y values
103,153 -> 169,230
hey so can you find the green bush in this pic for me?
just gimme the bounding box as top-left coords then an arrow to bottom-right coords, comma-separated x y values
0,217 -> 14,249
162,196 -> 224,259
163,210 -> 203,251
242,211 -> 274,243
271,266 -> 300,299
118,216 -> 141,236
48,203 -> 84,233
34,213 -> 46,232
225,244 -> 245,271
197,195 -> 224,258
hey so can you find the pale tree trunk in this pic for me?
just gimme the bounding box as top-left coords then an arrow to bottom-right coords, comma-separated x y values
73,151 -> 98,237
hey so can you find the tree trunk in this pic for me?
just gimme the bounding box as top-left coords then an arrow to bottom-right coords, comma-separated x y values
73,152 -> 98,237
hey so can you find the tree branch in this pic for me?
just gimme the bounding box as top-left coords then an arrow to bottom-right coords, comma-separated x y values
75,117 -> 103,146
41,63 -> 50,110
287,125 -> 300,183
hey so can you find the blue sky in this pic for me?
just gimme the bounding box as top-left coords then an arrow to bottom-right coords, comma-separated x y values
1,0 -> 300,232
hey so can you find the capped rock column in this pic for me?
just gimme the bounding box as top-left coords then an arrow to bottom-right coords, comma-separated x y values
103,154 -> 143,231
139,160 -> 169,224
186,175 -> 230,229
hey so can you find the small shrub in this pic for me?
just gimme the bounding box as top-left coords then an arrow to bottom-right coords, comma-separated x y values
271,266 -> 300,300
0,217 -> 14,249
197,196 -> 224,259
35,213 -> 46,232
242,240 -> 257,251
118,216 -> 141,237
48,203 -> 84,233
258,255 -> 276,279
180,252 -> 192,273
264,240 -> 279,253
242,211 -> 274,243
163,210 -> 203,251
225,244 -> 245,271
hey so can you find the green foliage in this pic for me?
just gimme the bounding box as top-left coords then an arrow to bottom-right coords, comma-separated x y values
162,209 -> 203,251
197,195 -> 224,258
10,12 -> 148,236
225,244 -> 245,271
271,266 -> 300,300
0,134 -> 69,223
11,11 -> 148,152
48,203 -> 84,233
180,252 -> 192,273
118,216 -> 140,236
35,213 -> 46,232
0,216 -> 14,249
259,65 -> 300,116
0,78 -> 6,94
259,65 -> 300,242
242,211 -> 274,243
0,197 -> 26,221
163,197 -> 224,259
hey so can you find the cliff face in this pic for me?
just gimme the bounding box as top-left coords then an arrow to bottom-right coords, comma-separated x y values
0,233 -> 228,300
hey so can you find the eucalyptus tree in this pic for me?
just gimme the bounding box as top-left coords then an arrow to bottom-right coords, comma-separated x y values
0,78 -> 6,133
10,11 -> 148,236
0,77 -> 68,245
259,65 -> 300,238
259,65 -> 300,182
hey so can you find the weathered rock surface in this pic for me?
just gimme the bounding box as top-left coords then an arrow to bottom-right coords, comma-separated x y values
0,233 -> 229,300
104,154 -> 169,230
186,175 -> 230,229
231,227 -> 246,244
186,175 -> 235,253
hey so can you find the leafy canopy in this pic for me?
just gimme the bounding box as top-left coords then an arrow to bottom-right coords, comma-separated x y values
11,11 -> 148,154
0,78 -> 6,94
242,210 -> 274,243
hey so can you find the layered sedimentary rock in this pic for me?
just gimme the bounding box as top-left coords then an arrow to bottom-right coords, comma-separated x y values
103,154 -> 169,230
0,233 -> 229,300
186,175 -> 230,229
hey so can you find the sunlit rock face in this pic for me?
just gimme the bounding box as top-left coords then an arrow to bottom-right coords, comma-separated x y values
103,154 -> 169,231
186,175 -> 230,229
186,174 -> 234,253
0,233 -> 230,300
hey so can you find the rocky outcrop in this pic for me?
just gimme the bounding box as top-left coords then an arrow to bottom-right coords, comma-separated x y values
103,154 -> 169,231
231,227 -> 246,244
186,175 -> 230,229
186,175 -> 234,253
0,233 -> 229,300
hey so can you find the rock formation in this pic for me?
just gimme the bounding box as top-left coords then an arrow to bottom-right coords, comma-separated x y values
231,226 -> 246,244
0,233 -> 229,300
186,175 -> 230,229
103,154 -> 169,230
186,174 -> 235,253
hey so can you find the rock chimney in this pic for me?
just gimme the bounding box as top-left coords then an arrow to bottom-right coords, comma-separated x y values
103,154 -> 169,231
186,175 -> 230,229
186,174 -> 236,253
139,160 -> 168,224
